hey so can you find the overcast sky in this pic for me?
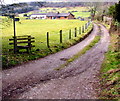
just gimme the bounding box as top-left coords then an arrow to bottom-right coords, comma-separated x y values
2,0 -> 119,5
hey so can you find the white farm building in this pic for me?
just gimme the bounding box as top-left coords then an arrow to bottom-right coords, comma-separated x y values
30,13 -> 46,19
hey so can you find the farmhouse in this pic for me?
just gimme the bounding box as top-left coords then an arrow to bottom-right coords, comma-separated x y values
46,12 -> 58,19
46,12 -> 75,19
57,13 -> 75,19
30,12 -> 75,19
30,13 -> 46,19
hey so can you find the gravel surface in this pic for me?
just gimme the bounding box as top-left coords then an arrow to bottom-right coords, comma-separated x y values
17,24 -> 110,99
2,23 -> 110,99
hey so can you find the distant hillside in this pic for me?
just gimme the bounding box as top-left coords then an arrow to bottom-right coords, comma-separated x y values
0,2 -> 116,15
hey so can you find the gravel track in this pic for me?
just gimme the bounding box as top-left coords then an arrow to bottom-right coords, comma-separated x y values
2,23 -> 109,99
17,24 -> 110,99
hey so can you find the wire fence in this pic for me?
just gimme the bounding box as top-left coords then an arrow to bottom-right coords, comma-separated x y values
8,21 -> 92,53
45,21 -> 91,48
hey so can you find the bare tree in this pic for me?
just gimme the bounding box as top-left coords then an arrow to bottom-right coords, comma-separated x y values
87,2 -> 104,20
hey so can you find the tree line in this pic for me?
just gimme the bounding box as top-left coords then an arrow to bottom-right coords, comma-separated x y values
108,1 -> 120,22
0,2 -> 116,16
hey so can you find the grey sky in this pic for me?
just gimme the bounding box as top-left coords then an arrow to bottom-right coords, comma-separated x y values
3,0 -> 119,4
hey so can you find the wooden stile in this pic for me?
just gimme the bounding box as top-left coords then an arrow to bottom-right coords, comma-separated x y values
9,35 -> 35,53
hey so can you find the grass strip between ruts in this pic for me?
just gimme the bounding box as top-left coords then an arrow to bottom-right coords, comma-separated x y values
55,35 -> 101,70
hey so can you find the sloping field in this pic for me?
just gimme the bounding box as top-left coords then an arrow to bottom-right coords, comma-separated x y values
2,19 -> 88,53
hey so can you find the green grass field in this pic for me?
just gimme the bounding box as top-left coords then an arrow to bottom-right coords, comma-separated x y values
2,18 -> 88,53
72,12 -> 91,18
39,7 -> 89,12
1,17 -> 92,68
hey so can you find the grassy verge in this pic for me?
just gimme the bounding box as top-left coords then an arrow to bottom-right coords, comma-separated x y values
55,35 -> 101,70
99,32 -> 120,99
2,23 -> 93,69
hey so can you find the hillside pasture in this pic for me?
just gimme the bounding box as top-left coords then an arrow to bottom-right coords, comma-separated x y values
39,7 -> 89,13
72,12 -> 91,18
2,18 -> 88,53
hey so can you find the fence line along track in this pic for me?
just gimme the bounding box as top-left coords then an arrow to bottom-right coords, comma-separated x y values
9,21 -> 91,53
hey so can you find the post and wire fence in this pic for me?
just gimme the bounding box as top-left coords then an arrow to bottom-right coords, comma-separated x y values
46,21 -> 92,48
9,21 -> 92,53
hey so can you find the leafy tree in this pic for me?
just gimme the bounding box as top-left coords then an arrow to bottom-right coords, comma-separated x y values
114,1 -> 120,22
108,1 -> 120,32
108,1 -> 120,22
108,5 -> 116,18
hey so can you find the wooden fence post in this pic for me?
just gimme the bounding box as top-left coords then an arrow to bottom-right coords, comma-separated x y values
28,35 -> 32,53
81,26 -> 82,34
79,27 -> 81,34
75,27 -> 77,37
85,23 -> 87,29
13,36 -> 17,53
69,29 -> 71,39
60,30 -> 62,43
82,26 -> 84,33
47,32 -> 50,48
84,24 -> 86,31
